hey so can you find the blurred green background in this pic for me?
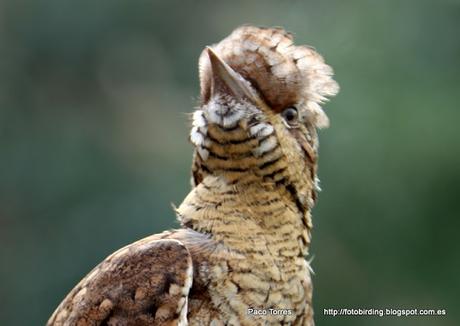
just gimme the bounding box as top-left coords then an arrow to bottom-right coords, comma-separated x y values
0,0 -> 459,325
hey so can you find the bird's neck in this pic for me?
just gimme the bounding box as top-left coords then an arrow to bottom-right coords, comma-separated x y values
176,174 -> 312,258
186,105 -> 317,258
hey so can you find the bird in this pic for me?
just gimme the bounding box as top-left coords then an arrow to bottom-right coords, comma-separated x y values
47,25 -> 339,326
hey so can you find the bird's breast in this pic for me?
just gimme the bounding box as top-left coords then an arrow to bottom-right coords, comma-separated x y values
187,245 -> 312,326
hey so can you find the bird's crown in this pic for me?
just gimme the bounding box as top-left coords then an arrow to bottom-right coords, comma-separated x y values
199,25 -> 339,128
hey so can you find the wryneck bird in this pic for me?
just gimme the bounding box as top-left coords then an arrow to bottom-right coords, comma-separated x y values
48,25 -> 339,326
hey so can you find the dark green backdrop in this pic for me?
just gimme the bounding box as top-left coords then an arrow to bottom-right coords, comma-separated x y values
1,0 -> 459,325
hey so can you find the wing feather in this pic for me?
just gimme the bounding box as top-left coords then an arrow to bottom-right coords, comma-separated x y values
48,238 -> 193,326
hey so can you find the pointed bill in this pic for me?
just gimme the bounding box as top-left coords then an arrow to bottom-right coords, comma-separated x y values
206,47 -> 270,112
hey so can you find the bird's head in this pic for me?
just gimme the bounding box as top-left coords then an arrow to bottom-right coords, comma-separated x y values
190,26 -> 339,212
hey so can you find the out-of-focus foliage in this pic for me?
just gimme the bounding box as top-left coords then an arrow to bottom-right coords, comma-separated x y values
0,0 -> 459,325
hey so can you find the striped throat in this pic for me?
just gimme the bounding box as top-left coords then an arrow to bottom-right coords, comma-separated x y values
178,26 -> 338,251
184,90 -> 319,253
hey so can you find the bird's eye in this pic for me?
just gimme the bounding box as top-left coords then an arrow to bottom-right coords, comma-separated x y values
281,107 -> 298,124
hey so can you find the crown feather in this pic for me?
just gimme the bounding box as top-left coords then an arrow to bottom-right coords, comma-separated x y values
199,25 -> 339,127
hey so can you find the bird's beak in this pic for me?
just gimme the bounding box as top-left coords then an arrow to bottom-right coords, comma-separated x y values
206,47 -> 270,112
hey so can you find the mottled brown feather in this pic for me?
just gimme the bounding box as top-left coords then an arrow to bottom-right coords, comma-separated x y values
199,25 -> 339,114
48,238 -> 193,326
